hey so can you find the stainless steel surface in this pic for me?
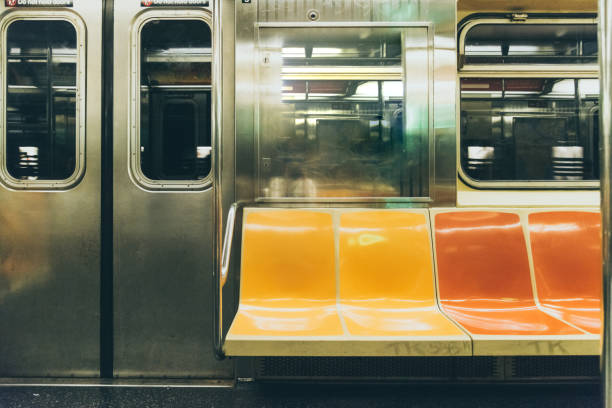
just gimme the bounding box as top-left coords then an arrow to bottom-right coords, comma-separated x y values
215,201 -> 237,359
221,203 -> 236,288
213,0 -> 224,361
0,378 -> 233,387
255,23 -> 431,201
214,0 -> 237,364
234,0 -> 456,206
600,0 -> 612,405
220,0 -> 237,362
0,0 -> 102,377
460,70 -> 599,78
112,0 -> 231,378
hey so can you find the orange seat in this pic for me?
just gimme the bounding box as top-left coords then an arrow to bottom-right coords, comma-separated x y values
224,209 -> 344,356
528,211 -> 602,335
338,210 -> 470,355
433,211 -> 595,356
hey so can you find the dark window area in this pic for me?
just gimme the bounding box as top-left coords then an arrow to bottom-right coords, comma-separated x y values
463,23 -> 597,66
5,20 -> 77,181
460,78 -> 599,182
140,19 -> 212,182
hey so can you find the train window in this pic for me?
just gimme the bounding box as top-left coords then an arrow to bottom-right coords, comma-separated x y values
2,19 -> 84,188
137,19 -> 212,186
460,78 -> 599,184
461,22 -> 597,67
256,26 -> 430,199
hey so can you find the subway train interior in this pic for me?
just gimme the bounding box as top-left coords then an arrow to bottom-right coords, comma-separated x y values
0,0 -> 610,401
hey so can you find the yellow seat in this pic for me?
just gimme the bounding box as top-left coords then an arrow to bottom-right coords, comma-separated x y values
225,208 -> 471,357
338,210 -> 471,356
224,209 -> 344,356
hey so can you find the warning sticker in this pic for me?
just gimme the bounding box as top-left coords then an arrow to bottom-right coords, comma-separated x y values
5,0 -> 73,6
141,0 -> 209,6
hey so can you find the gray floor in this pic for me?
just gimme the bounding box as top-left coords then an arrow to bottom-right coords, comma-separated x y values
0,383 -> 602,408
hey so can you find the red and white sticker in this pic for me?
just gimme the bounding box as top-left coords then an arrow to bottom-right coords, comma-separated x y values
141,0 -> 208,6
5,0 -> 73,6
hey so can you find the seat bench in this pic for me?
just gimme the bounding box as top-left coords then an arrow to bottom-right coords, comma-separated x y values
224,209 -> 471,357
431,209 -> 599,356
224,207 -> 600,357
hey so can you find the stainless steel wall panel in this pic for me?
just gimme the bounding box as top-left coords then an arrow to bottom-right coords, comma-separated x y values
430,0 -> 457,205
258,0 -> 372,22
112,0 -> 232,378
0,0 -> 103,377
219,0 -> 237,358
372,0 -> 422,21
237,0 -> 456,205
235,0 -> 257,201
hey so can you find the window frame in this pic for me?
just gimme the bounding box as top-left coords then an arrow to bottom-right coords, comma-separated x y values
459,16 -> 598,73
458,15 -> 599,190
0,11 -> 86,191
130,10 -> 214,191
253,22 -> 435,203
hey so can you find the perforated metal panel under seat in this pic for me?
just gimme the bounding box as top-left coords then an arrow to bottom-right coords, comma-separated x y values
508,356 -> 600,379
255,357 -> 503,380
254,356 -> 599,381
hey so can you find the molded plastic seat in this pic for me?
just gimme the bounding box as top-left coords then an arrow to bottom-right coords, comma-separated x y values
338,210 -> 470,356
528,211 -> 602,335
226,208 -> 472,357
433,210 -> 596,356
224,209 -> 344,356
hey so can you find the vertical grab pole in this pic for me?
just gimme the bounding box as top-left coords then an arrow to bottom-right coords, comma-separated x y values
600,0 -> 612,404
213,0 -> 225,360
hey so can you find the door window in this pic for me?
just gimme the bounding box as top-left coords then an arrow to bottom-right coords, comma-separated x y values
2,18 -> 84,189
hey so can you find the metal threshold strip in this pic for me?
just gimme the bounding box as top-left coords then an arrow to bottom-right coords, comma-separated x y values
0,378 -> 234,388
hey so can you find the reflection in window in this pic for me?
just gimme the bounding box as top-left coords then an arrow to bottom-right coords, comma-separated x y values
258,27 -> 429,199
140,20 -> 212,181
463,24 -> 597,65
5,20 -> 77,181
460,78 -> 599,182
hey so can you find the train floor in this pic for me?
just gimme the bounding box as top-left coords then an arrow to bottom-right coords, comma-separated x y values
0,382 -> 602,408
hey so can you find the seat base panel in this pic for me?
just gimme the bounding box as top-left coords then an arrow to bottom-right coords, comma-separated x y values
224,336 -> 472,357
471,335 -> 600,356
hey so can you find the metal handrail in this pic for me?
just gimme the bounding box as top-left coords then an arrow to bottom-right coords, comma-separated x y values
221,203 -> 238,288
214,202 -> 240,360
600,0 -> 612,405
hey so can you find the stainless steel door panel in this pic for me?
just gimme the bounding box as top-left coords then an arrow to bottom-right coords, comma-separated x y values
112,0 -> 232,378
0,0 -> 103,377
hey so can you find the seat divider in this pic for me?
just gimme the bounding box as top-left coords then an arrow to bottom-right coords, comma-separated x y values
427,208 -> 475,354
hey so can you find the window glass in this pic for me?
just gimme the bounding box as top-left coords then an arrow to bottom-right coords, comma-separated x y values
5,20 -> 77,181
140,19 -> 211,181
463,24 -> 597,65
257,27 -> 430,199
460,78 -> 599,182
